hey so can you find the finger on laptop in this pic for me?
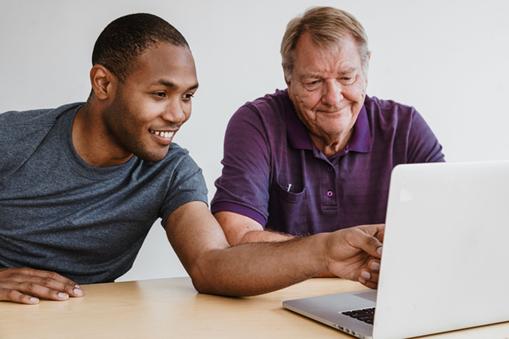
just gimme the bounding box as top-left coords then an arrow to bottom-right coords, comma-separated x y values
353,225 -> 384,259
368,259 -> 380,272
359,268 -> 379,288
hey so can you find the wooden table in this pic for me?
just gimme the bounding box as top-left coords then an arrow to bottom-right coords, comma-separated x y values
1,277 -> 508,338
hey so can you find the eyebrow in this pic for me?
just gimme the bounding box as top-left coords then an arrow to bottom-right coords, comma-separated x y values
156,79 -> 199,91
300,67 -> 358,79
339,67 -> 357,74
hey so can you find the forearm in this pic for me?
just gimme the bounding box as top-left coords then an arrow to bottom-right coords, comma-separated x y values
169,203 -> 383,297
190,233 -> 328,297
240,229 -> 294,243
240,230 -> 335,278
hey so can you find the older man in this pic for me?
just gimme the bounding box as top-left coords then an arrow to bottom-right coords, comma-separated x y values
212,7 -> 443,245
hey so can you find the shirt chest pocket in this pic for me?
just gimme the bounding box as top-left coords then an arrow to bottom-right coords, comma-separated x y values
266,181 -> 310,236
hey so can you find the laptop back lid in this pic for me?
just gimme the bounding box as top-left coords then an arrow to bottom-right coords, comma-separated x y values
373,161 -> 509,339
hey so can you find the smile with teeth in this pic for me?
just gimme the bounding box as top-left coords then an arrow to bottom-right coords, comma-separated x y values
149,129 -> 175,139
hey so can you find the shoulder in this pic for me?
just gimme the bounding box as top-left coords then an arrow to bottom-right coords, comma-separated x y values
0,103 -> 83,147
0,103 -> 83,179
247,89 -> 292,114
364,96 -> 443,161
164,143 -> 191,162
154,143 -> 202,174
0,103 -> 82,128
129,142 -> 207,198
365,96 -> 417,120
229,89 -> 292,126
364,96 -> 427,132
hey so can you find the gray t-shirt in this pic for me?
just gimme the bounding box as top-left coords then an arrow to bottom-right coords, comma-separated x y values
0,103 -> 208,283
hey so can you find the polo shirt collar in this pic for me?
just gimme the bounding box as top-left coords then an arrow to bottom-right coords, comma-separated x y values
286,96 -> 372,153
348,105 -> 371,153
286,98 -> 313,150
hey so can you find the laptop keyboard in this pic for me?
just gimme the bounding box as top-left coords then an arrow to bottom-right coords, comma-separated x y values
342,307 -> 375,324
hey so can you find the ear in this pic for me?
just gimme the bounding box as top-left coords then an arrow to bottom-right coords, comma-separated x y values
363,51 -> 371,80
89,64 -> 117,100
282,64 -> 291,87
284,70 -> 293,96
284,76 -> 291,87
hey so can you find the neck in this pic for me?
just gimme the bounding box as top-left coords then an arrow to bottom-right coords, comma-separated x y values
72,102 -> 133,167
310,130 -> 352,157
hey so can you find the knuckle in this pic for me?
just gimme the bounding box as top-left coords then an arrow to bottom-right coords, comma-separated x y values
7,289 -> 20,300
345,229 -> 365,246
24,282 -> 38,292
366,236 -> 377,246
42,277 -> 54,286
48,272 -> 63,281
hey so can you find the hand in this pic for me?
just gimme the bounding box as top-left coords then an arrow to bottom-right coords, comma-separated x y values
0,267 -> 84,304
325,224 -> 384,289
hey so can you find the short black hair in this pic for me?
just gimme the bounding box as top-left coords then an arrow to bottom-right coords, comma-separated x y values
92,13 -> 189,81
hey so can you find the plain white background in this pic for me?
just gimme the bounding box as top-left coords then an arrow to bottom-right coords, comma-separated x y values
1,0 -> 508,281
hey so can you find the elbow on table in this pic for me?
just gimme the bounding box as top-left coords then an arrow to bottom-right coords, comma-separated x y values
187,251 -> 261,298
187,251 -> 233,297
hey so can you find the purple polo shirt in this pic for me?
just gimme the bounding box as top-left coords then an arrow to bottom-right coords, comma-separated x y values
211,89 -> 444,235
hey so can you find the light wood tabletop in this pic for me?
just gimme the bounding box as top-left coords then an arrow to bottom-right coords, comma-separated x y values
1,277 -> 508,339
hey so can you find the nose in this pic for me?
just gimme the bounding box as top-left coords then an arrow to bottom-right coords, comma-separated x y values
162,99 -> 187,125
321,79 -> 343,109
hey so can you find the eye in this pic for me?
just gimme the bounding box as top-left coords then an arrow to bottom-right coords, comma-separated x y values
153,91 -> 167,98
182,92 -> 195,102
303,79 -> 322,91
340,74 -> 356,85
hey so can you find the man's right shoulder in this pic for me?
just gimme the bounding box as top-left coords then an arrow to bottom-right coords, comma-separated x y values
241,89 -> 290,115
228,89 -> 292,129
1,102 -> 82,131
0,103 -> 82,180
2,105 -> 64,127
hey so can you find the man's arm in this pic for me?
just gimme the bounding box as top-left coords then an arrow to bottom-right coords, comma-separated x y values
166,201 -> 383,297
214,211 -> 292,245
214,210 -> 383,279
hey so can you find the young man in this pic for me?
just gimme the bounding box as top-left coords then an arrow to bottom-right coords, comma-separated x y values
0,13 -> 382,305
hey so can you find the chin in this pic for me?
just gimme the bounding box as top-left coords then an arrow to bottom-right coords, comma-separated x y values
136,150 -> 169,163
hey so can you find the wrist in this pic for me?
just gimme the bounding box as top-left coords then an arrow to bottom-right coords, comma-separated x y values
306,232 -> 331,277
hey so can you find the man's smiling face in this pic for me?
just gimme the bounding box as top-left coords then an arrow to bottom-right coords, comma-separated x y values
287,32 -> 367,153
103,41 -> 198,162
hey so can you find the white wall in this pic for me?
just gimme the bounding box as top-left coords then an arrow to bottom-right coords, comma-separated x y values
1,0 -> 508,281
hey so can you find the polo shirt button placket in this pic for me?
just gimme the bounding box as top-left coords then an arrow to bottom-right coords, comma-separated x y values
321,188 -> 337,213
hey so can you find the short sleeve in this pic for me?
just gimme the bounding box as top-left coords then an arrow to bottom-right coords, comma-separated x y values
160,153 -> 208,225
211,104 -> 272,226
407,110 -> 445,163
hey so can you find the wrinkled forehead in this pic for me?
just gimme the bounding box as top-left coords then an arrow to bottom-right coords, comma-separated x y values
294,32 -> 369,77
305,31 -> 362,54
298,33 -> 362,61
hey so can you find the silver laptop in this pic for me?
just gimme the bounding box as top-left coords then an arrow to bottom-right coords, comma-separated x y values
283,161 -> 509,338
